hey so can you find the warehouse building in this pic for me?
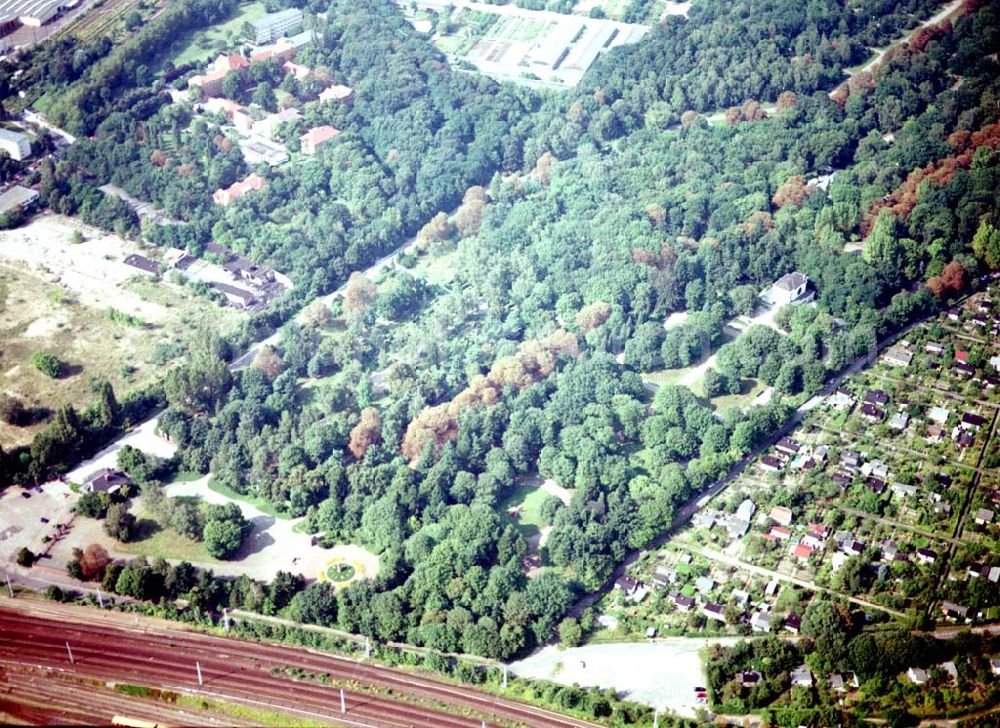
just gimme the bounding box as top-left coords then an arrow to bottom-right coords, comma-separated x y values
0,127 -> 30,160
0,184 -> 39,214
0,0 -> 67,29
527,19 -> 582,71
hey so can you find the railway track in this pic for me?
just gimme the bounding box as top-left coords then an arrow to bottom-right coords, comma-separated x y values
0,664 -> 257,727
0,603 -> 600,728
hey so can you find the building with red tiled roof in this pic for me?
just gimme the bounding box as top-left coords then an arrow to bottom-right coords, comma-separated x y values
793,543 -> 813,561
300,125 -> 341,155
212,173 -> 266,206
319,84 -> 354,104
189,54 -> 250,97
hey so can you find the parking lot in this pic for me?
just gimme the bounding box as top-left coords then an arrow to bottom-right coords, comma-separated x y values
0,480 -> 76,571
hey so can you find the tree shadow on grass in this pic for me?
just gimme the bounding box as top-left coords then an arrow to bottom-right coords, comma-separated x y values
132,518 -> 161,541
59,363 -> 84,379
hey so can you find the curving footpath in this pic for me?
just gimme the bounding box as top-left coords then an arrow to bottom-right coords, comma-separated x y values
0,599 -> 599,728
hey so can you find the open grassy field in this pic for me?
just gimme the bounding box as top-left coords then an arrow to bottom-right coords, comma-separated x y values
0,215 -> 244,448
409,249 -> 458,286
486,15 -> 552,42
498,481 -> 554,541
118,511 -> 218,563
168,1 -> 267,68
641,364 -> 701,390
706,378 -> 766,412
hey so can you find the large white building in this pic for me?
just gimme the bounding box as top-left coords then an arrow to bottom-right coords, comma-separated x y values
250,8 -> 302,44
0,0 -> 66,27
770,271 -> 811,306
0,127 -> 30,161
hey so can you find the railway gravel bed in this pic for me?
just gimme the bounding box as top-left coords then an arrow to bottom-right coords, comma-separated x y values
0,601 -> 600,728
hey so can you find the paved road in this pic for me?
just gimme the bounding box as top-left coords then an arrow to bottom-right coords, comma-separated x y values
20,110 -> 76,145
0,598 -> 599,728
229,218 -> 438,370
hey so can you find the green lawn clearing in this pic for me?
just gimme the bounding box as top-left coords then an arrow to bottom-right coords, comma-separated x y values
208,478 -> 293,520
169,1 -> 268,68
498,482 -> 553,540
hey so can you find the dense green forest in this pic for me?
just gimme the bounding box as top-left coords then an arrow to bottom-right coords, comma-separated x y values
2,0 -> 1000,670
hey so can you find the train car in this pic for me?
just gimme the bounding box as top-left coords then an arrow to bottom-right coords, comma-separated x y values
110,716 -> 164,728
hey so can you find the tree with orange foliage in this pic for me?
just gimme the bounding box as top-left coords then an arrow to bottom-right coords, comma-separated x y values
680,110 -> 700,129
348,407 -> 382,460
771,175 -> 814,209
645,203 -> 666,228
401,331 -> 579,460
927,260 -> 965,299
775,91 -> 798,110
575,301 -> 612,334
253,345 -> 284,379
740,100 -> 766,122
531,152 -> 557,186
454,186 -> 487,239
343,271 -> 377,316
416,211 -> 452,249
78,544 -> 110,580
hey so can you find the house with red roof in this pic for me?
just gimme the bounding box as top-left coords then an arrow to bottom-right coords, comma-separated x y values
212,173 -> 266,206
300,125 -> 341,155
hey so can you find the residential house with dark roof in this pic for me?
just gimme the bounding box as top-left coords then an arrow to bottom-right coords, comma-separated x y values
974,508 -> 995,526
840,449 -> 862,470
775,437 -> 801,456
953,362 -> 976,378
123,254 -> 160,275
210,281 -> 256,308
760,455 -> 784,473
82,468 -> 130,495
861,403 -> 885,422
955,430 -> 975,449
865,389 -> 890,406
702,602 -> 726,623
940,601 -> 970,621
961,412 -> 986,431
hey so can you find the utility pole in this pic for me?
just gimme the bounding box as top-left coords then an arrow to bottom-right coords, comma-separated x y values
340,688 -> 346,714
653,709 -> 659,728
364,637 -> 371,659
95,586 -> 104,608
196,661 -> 203,686
502,665 -> 507,690
5,572 -> 13,598
65,641 -> 74,665
222,608 -> 230,633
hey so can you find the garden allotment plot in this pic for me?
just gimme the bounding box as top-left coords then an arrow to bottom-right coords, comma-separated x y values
409,1 -> 649,88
